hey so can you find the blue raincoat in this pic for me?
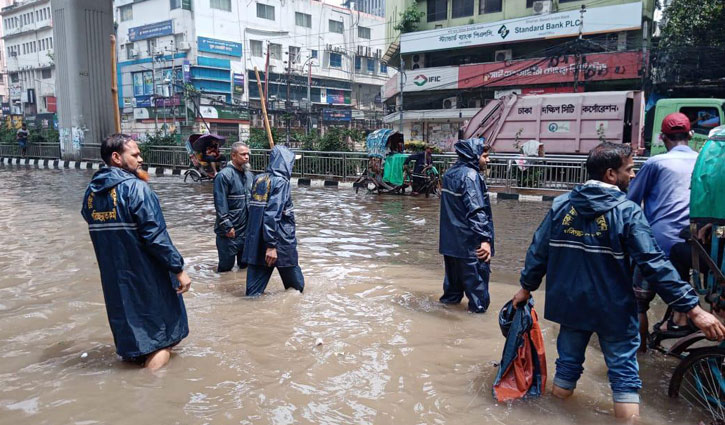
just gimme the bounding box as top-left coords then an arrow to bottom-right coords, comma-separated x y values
213,164 -> 254,271
81,167 -> 188,359
439,138 -> 494,258
439,138 -> 494,313
243,146 -> 299,268
520,182 -> 700,337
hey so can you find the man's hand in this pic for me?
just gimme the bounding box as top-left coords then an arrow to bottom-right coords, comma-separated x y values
226,228 -> 236,238
688,305 -> 725,340
476,241 -> 492,262
512,288 -> 531,308
265,247 -> 278,267
176,270 -> 191,295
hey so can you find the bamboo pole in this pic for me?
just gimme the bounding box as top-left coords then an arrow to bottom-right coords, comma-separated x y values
110,35 -> 121,133
254,66 -> 274,148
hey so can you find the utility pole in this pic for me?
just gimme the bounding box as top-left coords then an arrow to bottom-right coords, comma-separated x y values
573,5 -> 586,92
398,57 -> 404,133
307,60 -> 312,135
286,49 -> 291,144
151,54 -> 158,133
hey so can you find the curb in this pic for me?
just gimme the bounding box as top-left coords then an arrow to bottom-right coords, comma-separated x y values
1,156 -> 104,169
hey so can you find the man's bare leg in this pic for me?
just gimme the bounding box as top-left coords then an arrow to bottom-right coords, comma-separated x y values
613,402 -> 640,422
144,347 -> 171,371
552,384 -> 573,399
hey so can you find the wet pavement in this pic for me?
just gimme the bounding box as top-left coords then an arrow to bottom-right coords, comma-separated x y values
0,165 -> 703,424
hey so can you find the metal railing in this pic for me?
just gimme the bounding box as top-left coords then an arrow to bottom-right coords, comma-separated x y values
7,142 -> 647,193
0,143 -> 61,159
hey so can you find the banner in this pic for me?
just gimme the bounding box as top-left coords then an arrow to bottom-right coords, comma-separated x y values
458,51 -> 642,89
128,20 -> 173,42
401,2 -> 642,53
404,66 -> 459,92
323,109 -> 351,122
198,36 -> 243,57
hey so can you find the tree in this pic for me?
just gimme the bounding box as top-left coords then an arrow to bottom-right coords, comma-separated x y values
655,0 -> 725,84
394,5 -> 425,34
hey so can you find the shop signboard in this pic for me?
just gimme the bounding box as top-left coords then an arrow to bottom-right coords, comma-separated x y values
128,20 -> 173,42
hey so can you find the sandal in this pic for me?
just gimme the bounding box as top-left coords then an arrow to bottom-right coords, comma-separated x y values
653,315 -> 698,339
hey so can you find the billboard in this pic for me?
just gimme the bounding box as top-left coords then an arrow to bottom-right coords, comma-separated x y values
401,2 -> 642,53
323,109 -> 351,122
128,20 -> 173,42
198,37 -> 243,57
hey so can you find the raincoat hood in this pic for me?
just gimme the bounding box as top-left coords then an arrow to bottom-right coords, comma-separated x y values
454,138 -> 486,170
89,167 -> 136,193
569,184 -> 627,218
266,145 -> 296,179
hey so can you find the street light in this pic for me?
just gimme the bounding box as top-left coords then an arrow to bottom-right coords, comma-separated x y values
301,56 -> 317,135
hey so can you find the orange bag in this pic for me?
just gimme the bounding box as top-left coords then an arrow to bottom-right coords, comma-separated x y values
493,300 -> 547,402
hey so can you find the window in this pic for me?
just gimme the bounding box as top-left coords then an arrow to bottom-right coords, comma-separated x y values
367,58 -> 375,73
126,43 -> 135,59
269,43 -> 282,60
256,3 -> 275,20
120,5 -> 133,21
10,73 -> 18,83
380,62 -> 387,73
329,19 -> 343,34
210,0 -> 231,11
170,0 -> 192,10
49,38 -> 52,49
250,40 -> 263,57
329,52 -> 342,68
289,46 -> 301,63
42,68 -> 51,79
452,0 -> 473,18
358,26 -> 371,39
147,39 -> 156,55
480,0 -> 502,13
311,49 -> 318,59
355,56 -> 361,71
295,12 -> 311,28
680,107 -> 721,136
559,0 -> 578,3
427,0 -> 447,22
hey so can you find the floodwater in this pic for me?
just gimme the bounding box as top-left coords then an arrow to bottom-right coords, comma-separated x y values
0,165 -> 704,425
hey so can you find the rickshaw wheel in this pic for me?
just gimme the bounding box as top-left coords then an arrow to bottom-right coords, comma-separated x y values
184,169 -> 202,182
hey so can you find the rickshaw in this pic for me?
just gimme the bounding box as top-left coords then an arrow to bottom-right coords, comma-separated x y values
183,133 -> 227,182
646,126 -> 725,423
354,129 -> 440,197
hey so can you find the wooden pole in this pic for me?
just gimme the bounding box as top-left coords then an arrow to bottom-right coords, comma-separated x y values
254,66 -> 274,148
110,35 -> 121,133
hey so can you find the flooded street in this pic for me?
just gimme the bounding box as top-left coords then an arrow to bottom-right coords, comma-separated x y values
0,165 -> 701,425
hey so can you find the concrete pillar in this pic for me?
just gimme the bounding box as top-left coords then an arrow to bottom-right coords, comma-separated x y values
52,0 -> 114,160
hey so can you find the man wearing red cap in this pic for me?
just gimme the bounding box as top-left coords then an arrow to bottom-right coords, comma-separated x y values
628,112 -> 699,343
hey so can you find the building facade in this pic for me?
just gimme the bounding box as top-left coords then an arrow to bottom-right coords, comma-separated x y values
343,0 -> 385,18
114,0 -> 392,141
382,0 -> 655,150
0,0 -> 55,122
0,0 -> 13,108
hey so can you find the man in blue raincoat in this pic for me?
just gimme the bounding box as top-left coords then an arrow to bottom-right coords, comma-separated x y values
511,142 -> 725,420
81,134 -> 191,370
214,142 -> 254,272
243,145 -> 304,296
439,138 -> 494,313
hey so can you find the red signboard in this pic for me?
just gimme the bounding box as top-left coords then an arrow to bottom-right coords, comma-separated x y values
458,51 -> 642,89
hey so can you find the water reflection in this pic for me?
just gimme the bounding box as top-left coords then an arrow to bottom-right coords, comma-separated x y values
0,165 -> 701,424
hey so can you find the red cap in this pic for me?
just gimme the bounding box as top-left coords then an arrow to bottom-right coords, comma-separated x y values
661,112 -> 691,134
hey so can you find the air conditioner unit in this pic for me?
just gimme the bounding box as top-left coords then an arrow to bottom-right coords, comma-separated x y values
326,43 -> 333,52
469,98 -> 482,108
357,45 -> 364,56
494,49 -> 512,62
442,96 -> 457,109
375,49 -> 381,58
410,53 -> 425,70
533,0 -> 552,15
365,46 -> 371,57
128,48 -> 138,58
178,41 -> 191,51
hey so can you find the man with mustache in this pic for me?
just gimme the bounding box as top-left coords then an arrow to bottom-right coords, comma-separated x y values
81,134 -> 191,370
213,142 -> 254,272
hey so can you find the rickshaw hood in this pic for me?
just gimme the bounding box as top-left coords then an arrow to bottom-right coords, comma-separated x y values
266,145 -> 296,179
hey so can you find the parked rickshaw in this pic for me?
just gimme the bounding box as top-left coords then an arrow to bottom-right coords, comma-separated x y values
183,133 -> 227,182
354,129 -> 440,197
